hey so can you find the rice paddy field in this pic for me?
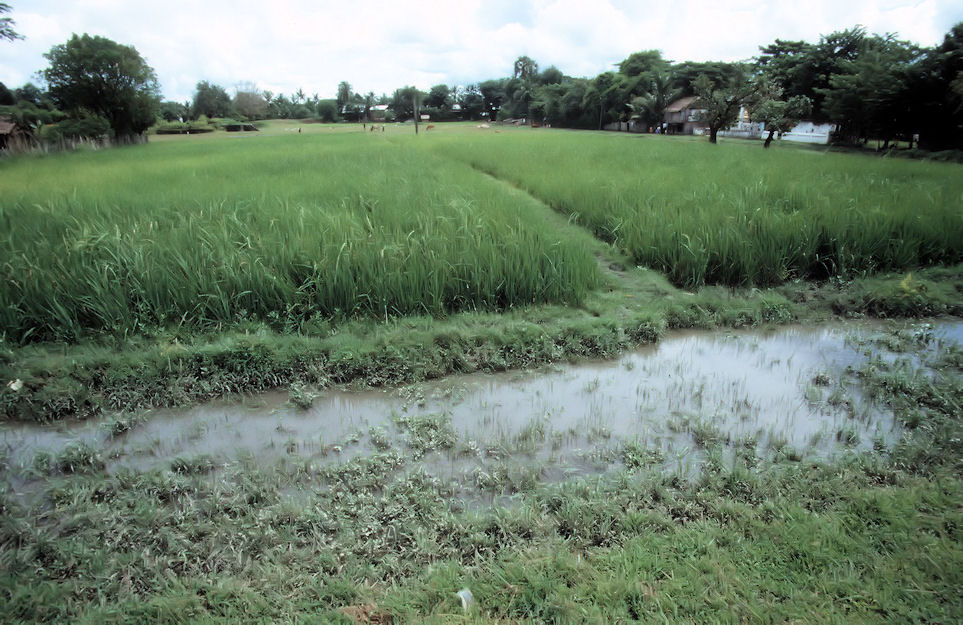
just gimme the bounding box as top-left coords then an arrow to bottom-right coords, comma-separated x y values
1,122 -> 962,623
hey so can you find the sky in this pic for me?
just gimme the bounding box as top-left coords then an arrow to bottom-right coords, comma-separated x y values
1,0 -> 961,103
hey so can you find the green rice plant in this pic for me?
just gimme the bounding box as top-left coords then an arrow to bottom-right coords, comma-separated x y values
434,132 -> 963,289
0,134 -> 599,343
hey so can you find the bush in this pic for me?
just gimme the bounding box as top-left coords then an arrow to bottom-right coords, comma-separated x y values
41,115 -> 111,141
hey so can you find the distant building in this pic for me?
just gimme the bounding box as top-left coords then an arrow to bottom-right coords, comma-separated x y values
717,107 -> 764,140
368,104 -> 389,121
778,121 -> 836,144
664,96 -> 706,134
0,117 -> 29,150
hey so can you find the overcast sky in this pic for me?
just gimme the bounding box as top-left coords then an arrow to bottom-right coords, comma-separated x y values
2,0 -> 961,103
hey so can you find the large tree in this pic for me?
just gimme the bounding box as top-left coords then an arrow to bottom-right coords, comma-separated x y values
747,82 -> 812,148
630,72 -> 680,130
192,81 -> 231,119
336,81 -> 352,110
513,55 -> 539,80
234,81 -> 268,120
42,34 -> 160,138
692,72 -> 754,143
819,33 -> 921,146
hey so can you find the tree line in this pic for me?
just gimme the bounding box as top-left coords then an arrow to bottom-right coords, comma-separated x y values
1,6 -> 961,150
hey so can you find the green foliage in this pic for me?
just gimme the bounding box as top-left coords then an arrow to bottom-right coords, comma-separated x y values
0,100 -> 64,130
42,34 -> 160,138
692,71 -> 755,143
40,114 -> 111,141
748,85 -> 812,147
0,2 -> 22,42
191,81 -> 231,119
232,83 -> 267,120
315,99 -> 339,122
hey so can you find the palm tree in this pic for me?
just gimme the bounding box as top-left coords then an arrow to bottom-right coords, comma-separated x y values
629,72 -> 681,130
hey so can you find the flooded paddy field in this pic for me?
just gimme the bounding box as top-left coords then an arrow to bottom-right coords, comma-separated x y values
3,319 -> 959,503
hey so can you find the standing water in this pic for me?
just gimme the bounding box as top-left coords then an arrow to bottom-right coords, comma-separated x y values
2,320 -> 960,492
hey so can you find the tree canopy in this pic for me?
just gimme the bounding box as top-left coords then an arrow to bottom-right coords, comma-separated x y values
192,81 -> 231,118
42,34 -> 160,138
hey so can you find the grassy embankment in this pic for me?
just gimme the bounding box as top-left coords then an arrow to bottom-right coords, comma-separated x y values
1,124 -> 961,421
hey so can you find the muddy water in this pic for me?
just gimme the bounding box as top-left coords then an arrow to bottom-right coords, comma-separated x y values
2,320 -> 960,485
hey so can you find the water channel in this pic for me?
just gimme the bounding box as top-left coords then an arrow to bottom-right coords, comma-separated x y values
2,319 -> 960,494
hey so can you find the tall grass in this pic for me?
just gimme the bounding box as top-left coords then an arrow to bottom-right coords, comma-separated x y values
0,135 -> 598,343
435,132 -> 963,288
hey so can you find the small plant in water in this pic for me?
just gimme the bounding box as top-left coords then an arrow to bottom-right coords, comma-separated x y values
53,441 -> 104,474
288,383 -> 317,409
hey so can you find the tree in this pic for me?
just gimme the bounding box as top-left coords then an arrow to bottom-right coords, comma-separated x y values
820,33 -> 921,146
618,50 -> 668,80
671,61 -> 745,97
42,34 -> 160,139
336,81 -> 352,110
538,66 -> 564,85
390,85 -> 424,121
692,72 -> 754,143
513,56 -> 539,80
234,81 -> 267,120
747,83 -> 811,147
1,2 -> 23,42
902,23 -> 963,150
457,84 -> 485,120
159,100 -> 186,122
629,72 -> 680,130
192,81 -> 231,119
425,84 -> 451,110
316,99 -> 339,123
479,79 -> 506,120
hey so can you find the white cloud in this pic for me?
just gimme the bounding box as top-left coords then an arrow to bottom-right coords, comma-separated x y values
0,0 -> 960,101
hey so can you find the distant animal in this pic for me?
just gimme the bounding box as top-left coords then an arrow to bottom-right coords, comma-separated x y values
426,124 -> 435,131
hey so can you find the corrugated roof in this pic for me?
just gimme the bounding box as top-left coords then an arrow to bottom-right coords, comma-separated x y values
664,96 -> 701,113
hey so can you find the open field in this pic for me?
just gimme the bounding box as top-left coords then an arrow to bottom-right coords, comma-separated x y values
1,124 -> 962,623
